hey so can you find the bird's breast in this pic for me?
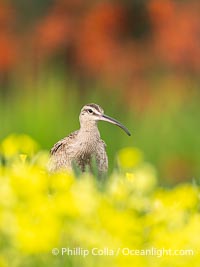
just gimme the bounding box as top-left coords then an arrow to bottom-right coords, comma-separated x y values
73,137 -> 106,172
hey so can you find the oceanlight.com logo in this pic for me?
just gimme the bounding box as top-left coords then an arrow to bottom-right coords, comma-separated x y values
51,247 -> 194,258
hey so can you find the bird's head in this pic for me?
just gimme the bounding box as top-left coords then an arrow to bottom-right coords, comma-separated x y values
80,103 -> 131,136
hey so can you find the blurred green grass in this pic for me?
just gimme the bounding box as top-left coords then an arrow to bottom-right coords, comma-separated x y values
1,72 -> 200,183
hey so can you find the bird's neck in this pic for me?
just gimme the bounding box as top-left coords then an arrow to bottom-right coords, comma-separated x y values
79,122 -> 100,140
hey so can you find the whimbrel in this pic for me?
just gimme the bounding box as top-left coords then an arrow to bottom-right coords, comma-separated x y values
49,103 -> 130,174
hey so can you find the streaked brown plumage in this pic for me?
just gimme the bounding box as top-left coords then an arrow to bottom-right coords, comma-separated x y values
48,103 -> 130,174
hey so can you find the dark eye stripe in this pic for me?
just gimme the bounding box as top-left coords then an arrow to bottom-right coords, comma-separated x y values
87,103 -> 102,113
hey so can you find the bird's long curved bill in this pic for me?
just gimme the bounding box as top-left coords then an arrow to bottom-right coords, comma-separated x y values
101,114 -> 131,136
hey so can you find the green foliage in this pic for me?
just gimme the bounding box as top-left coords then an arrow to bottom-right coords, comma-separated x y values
1,75 -> 200,182
0,134 -> 200,267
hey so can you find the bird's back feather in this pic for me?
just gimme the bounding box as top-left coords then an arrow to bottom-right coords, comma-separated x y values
50,130 -> 79,155
48,130 -> 79,172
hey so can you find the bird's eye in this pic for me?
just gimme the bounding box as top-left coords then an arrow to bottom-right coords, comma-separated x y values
88,109 -> 93,113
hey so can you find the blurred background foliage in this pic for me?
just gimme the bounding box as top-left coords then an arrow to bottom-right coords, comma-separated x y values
0,0 -> 200,184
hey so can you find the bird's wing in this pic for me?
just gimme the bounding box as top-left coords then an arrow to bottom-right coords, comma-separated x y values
50,130 -> 79,155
